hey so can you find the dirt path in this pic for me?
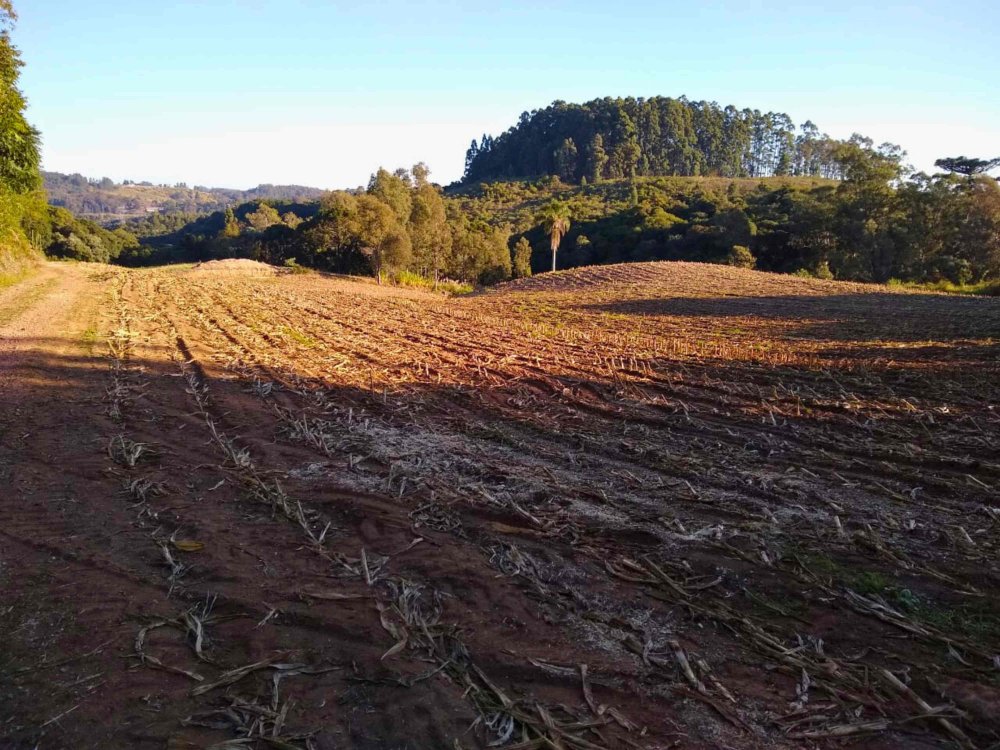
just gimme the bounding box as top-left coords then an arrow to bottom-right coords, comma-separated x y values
1,261 -> 998,750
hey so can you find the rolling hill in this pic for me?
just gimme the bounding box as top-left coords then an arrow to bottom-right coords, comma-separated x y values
42,171 -> 326,224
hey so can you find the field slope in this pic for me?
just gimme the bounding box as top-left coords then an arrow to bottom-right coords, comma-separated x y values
1,260 -> 999,749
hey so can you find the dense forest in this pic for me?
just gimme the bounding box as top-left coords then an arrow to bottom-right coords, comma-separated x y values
463,97 -> 895,184
0,1 -> 46,280
43,171 -> 325,222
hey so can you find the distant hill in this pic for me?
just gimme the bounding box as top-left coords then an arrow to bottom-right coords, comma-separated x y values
42,171 -> 326,224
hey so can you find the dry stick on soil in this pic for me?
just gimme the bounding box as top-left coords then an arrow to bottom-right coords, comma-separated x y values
134,620 -> 205,682
879,669 -> 976,750
158,311 -> 616,749
190,656 -> 284,697
154,268 -> 1000,748
108,434 -> 153,467
788,720 -> 891,739
667,639 -> 707,695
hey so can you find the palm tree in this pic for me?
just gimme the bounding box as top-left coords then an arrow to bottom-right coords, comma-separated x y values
538,201 -> 571,272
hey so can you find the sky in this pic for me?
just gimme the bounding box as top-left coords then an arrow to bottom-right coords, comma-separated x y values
15,0 -> 1000,190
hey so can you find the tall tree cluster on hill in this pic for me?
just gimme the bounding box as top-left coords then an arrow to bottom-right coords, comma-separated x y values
457,135 -> 1000,286
0,1 -> 47,274
463,97 -> 876,184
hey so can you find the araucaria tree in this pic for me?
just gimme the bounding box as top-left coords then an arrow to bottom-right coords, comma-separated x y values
538,201 -> 571,272
934,156 -> 1000,179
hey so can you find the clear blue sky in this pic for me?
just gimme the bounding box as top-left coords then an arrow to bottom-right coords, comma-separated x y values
15,0 -> 1000,189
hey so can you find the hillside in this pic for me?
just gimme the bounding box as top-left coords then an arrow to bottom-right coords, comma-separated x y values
42,171 -> 326,223
2,260 -> 999,748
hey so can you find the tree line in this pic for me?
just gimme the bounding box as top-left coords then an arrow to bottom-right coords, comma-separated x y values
43,171 -> 326,222
4,0 -> 994,295
463,96 -> 898,185
0,1 -> 48,277
52,141 -> 1000,291
459,145 -> 999,287
117,165 -> 515,288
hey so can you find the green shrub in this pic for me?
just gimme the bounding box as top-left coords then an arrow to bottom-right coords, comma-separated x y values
814,261 -> 834,280
390,269 -> 473,295
726,245 -> 756,269
283,257 -> 311,274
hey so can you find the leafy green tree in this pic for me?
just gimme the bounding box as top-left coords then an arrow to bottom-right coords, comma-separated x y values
221,207 -> 240,238
830,139 -> 904,281
538,201 -> 571,272
45,206 -> 138,263
726,245 -> 756,268
554,138 -> 578,183
512,236 -> 533,279
245,202 -> 281,231
711,207 -> 757,251
0,0 -> 46,273
409,183 -> 452,286
446,208 -> 511,284
586,134 -> 608,183
462,97 -> 851,184
301,192 -> 364,271
355,194 -> 411,283
0,2 -> 39,195
367,167 -> 412,224
952,176 -> 1000,280
411,162 -> 430,187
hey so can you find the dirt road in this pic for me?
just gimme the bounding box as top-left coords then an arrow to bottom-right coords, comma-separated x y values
1,261 -> 999,749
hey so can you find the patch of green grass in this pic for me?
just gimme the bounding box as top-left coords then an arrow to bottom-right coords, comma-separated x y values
0,265 -> 33,291
851,570 -> 893,596
283,258 -> 312,275
786,545 -> 1000,641
0,274 -> 57,327
888,277 -> 1000,296
389,269 -> 474,296
81,327 -> 99,346
279,326 -> 317,348
745,590 -> 809,620
848,569 -> 999,640
913,601 -> 1000,639
785,548 -> 841,577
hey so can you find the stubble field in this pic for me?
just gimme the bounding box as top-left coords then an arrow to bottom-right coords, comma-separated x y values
1,259 -> 999,749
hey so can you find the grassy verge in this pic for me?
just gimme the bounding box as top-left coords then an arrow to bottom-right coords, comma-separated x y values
888,278 -> 1000,296
0,270 -> 26,291
0,272 -> 57,327
389,269 -> 474,296
0,263 -> 35,291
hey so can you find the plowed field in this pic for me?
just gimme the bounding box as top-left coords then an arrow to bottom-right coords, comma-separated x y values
2,260 -> 999,749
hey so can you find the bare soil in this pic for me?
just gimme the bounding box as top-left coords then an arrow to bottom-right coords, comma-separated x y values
1,260 -> 999,750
